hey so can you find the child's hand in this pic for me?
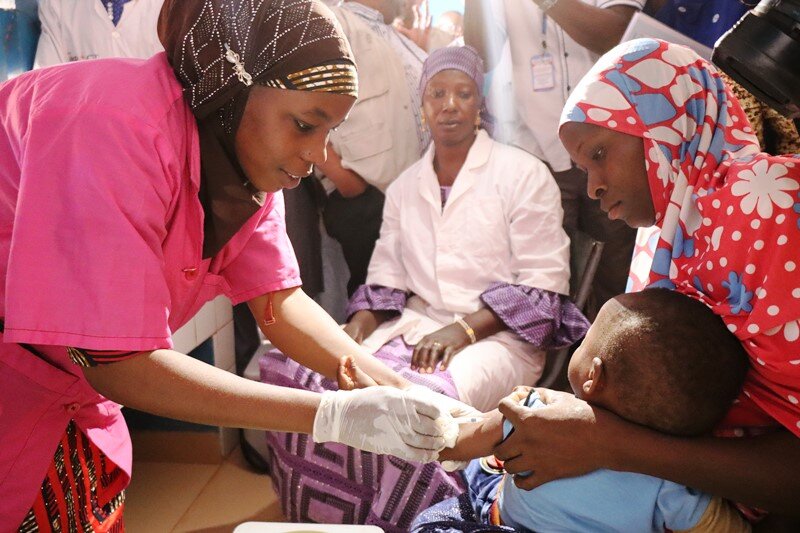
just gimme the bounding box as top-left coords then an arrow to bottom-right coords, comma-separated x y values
337,355 -> 378,390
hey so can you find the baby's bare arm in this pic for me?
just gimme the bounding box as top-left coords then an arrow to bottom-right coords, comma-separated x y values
439,410 -> 505,462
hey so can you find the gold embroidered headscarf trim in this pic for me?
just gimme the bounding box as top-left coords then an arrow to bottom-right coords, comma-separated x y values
262,62 -> 358,97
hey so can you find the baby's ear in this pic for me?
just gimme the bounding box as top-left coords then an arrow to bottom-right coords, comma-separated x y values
581,357 -> 606,399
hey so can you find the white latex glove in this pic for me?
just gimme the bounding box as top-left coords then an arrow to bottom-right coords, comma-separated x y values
440,459 -> 470,472
312,386 -> 450,463
406,386 -> 482,472
406,385 -> 482,442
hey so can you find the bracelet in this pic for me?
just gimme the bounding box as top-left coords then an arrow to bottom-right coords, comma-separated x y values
538,0 -> 559,12
455,317 -> 477,344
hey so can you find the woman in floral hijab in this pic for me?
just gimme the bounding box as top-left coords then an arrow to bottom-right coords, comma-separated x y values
493,38 -> 800,519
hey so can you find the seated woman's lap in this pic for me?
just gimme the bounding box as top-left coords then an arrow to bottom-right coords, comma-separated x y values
447,337 -> 544,411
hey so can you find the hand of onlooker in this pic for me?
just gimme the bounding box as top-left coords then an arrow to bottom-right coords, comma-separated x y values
343,310 -> 381,344
395,0 -> 431,50
316,142 -> 369,198
493,388 -> 617,490
337,355 -> 378,390
411,323 -> 471,373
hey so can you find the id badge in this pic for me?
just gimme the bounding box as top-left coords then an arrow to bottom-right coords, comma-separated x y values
530,53 -> 555,92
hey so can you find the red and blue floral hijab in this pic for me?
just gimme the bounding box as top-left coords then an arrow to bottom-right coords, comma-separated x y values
560,38 -> 800,436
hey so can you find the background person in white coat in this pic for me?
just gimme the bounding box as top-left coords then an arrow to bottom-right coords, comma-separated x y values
35,0 -> 163,68
343,46 -> 589,410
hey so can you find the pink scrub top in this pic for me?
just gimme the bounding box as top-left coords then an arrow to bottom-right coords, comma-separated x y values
0,53 -> 301,526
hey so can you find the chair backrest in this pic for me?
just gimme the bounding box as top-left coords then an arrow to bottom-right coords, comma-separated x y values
537,229 -> 604,390
568,230 -> 605,310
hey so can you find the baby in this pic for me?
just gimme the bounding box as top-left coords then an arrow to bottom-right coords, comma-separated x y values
414,288 -> 752,532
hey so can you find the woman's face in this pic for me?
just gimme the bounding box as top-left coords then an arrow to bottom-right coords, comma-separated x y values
422,69 -> 481,148
560,121 -> 655,228
235,85 -> 355,193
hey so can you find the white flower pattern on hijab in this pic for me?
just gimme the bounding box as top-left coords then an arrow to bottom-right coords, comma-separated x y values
731,159 -> 798,218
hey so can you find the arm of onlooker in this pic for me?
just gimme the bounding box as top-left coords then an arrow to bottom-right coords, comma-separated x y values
485,154 -> 587,348
505,157 -> 571,300
535,1 -> 639,55
249,287 -> 407,389
494,389 -> 800,516
324,22 -> 407,193
316,142 -> 369,198
345,309 -> 397,344
33,0 -> 67,68
343,284 -> 407,343
463,0 -> 507,70
480,283 -> 590,349
394,0 -> 432,51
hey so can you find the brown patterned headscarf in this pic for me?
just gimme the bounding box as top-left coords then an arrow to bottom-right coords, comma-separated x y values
159,0 -> 357,258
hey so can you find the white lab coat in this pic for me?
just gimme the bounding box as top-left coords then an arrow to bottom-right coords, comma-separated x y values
364,130 -> 570,409
490,0 -> 645,171
35,0 -> 163,68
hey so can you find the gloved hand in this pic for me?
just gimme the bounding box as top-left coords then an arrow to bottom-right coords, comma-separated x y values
312,386 -> 452,463
406,385 -> 482,434
405,385 -> 483,471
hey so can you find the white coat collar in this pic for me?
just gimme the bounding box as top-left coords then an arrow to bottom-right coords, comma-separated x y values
418,129 -> 493,213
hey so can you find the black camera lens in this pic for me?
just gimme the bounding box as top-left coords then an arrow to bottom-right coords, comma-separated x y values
713,0 -> 800,118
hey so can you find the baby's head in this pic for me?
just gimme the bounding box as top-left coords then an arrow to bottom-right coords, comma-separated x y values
567,288 -> 747,436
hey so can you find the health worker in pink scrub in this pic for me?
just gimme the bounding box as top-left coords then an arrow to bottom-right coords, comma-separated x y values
0,0 -> 456,530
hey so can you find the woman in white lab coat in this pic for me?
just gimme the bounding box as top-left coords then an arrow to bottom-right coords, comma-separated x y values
344,45 -> 588,410
35,0 -> 163,67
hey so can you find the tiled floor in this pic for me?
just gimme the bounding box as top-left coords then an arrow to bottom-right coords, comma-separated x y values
125,446 -> 284,532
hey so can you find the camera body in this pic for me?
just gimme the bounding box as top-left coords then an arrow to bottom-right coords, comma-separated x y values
713,0 -> 800,118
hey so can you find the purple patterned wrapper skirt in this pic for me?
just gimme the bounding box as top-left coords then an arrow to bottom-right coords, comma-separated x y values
260,336 -> 465,532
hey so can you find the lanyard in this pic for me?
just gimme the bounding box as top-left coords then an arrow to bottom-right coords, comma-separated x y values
541,15 -> 548,50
